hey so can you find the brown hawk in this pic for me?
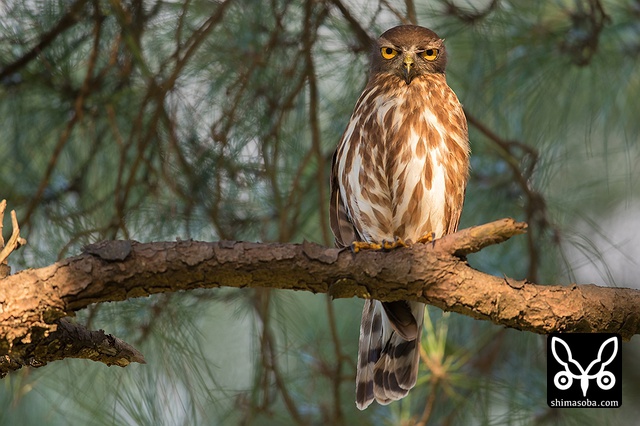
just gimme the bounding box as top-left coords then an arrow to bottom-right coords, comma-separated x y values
329,25 -> 470,410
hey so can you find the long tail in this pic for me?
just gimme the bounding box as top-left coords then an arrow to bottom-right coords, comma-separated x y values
356,299 -> 425,410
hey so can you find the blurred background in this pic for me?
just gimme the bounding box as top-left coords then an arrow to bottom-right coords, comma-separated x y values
1,0 -> 639,424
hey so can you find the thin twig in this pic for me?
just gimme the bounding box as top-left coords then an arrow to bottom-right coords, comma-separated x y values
0,203 -> 27,265
328,0 -> 372,51
415,378 -> 439,426
405,0 -> 418,24
464,109 -> 545,282
0,0 -> 91,80
442,0 -> 500,23
380,0 -> 414,25
325,295 -> 345,423
0,199 -> 6,248
21,1 -> 104,229
253,290 -> 305,424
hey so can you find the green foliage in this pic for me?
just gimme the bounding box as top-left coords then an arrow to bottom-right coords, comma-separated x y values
1,0 -> 639,424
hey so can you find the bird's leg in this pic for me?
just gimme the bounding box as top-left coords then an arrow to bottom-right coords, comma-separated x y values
415,231 -> 436,244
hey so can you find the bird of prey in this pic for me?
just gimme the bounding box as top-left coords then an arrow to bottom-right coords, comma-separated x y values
330,25 -> 470,410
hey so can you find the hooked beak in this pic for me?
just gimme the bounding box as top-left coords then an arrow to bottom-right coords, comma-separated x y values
402,54 -> 416,85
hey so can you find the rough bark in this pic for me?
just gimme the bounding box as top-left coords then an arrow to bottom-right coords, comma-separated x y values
1,218 -> 639,377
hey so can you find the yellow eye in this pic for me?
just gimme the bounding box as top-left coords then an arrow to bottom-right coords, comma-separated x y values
422,49 -> 438,61
380,47 -> 398,60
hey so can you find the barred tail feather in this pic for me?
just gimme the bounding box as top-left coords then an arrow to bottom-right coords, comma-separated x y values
356,300 -> 425,410
356,299 -> 382,410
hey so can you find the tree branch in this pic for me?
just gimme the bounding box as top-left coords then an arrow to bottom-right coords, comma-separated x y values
2,218 -> 639,377
0,318 -> 145,377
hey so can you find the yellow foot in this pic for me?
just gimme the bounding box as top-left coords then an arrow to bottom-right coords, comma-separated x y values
351,241 -> 382,253
381,236 -> 408,250
416,232 -> 436,244
351,237 -> 407,253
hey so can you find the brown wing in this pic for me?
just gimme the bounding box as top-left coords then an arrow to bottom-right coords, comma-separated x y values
329,148 -> 359,248
442,93 -> 470,236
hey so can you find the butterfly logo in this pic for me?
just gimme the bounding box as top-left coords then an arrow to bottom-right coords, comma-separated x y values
551,336 -> 618,397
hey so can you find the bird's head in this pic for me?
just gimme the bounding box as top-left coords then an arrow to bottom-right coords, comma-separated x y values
370,25 -> 448,85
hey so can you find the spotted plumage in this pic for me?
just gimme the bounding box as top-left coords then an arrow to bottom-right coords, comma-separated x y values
329,25 -> 470,410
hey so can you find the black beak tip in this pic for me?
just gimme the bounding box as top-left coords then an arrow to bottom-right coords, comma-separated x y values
402,73 -> 413,85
